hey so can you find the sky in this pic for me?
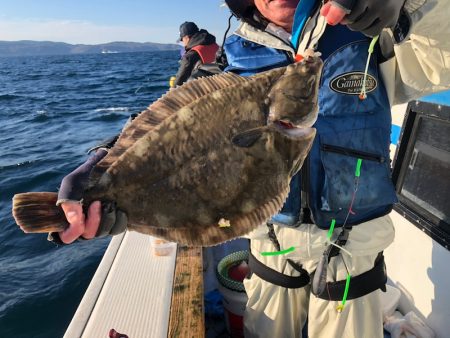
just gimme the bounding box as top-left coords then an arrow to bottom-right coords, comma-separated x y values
0,0 -> 238,44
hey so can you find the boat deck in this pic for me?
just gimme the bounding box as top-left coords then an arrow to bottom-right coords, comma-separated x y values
64,231 -> 204,338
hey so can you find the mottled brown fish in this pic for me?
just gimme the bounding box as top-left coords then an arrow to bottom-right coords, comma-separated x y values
12,56 -> 323,246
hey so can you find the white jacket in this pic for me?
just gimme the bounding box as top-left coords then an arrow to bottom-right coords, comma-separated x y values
383,0 -> 450,104
234,0 -> 450,106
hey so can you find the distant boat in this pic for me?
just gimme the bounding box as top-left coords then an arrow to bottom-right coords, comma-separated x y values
101,49 -> 119,54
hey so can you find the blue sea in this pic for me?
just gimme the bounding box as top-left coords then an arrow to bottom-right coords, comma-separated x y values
0,50 -> 180,337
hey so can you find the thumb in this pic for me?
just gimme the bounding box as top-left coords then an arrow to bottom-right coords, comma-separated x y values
321,2 -> 348,26
61,202 -> 84,224
320,2 -> 332,17
59,202 -> 86,244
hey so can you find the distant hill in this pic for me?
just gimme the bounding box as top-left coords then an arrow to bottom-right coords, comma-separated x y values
0,40 -> 180,57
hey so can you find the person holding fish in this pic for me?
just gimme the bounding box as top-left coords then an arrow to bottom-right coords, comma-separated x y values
11,0 -> 450,337
218,0 -> 450,337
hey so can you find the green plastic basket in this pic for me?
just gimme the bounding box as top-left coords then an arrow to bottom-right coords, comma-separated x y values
216,250 -> 249,293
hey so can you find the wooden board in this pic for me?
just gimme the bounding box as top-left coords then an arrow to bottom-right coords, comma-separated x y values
168,246 -> 205,338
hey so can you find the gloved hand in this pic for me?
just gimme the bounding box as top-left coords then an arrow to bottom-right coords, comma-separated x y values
56,148 -> 108,205
321,0 -> 355,26
321,0 -> 405,37
49,199 -> 128,245
48,201 -> 102,244
49,149 -> 128,244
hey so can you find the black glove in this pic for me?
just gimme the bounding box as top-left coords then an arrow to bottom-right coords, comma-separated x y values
96,201 -> 128,237
330,0 -> 356,14
49,150 -> 128,245
333,0 -> 405,37
57,148 -> 108,205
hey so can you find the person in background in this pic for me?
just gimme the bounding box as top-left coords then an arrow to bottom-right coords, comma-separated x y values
49,0 -> 450,337
172,21 -> 219,87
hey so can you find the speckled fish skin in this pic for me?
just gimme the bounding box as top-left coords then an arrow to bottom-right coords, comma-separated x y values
84,57 -> 323,246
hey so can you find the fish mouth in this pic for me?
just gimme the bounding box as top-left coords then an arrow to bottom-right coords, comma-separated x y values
270,110 -> 318,129
276,120 -> 296,129
273,121 -> 315,137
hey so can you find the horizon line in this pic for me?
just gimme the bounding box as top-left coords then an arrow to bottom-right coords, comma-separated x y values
0,39 -> 179,45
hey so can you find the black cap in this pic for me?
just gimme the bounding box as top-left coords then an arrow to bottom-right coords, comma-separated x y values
224,0 -> 267,30
225,0 -> 255,19
178,22 -> 199,41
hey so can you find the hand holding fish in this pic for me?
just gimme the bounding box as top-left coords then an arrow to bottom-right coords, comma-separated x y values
320,0 -> 350,26
59,201 -> 101,243
321,0 -> 404,37
51,148 -> 105,243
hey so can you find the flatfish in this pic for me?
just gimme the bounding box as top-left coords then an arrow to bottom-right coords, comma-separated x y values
12,56 -> 323,246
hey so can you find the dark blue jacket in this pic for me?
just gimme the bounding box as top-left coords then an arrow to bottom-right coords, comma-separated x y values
224,24 -> 397,229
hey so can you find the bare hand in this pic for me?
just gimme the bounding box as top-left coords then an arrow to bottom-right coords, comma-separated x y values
59,201 -> 102,244
320,2 -> 348,26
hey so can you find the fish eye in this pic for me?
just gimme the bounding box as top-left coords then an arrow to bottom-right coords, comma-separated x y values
280,76 -> 315,101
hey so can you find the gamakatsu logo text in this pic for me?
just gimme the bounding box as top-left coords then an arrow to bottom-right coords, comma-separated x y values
330,72 -> 377,95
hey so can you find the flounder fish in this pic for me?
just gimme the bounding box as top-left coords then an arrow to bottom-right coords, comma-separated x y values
12,56 -> 323,246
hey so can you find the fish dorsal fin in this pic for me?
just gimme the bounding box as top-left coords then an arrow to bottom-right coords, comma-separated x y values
90,72 -> 250,181
150,71 -> 248,117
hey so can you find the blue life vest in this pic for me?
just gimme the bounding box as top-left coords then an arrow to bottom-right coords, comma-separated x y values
224,25 -> 398,229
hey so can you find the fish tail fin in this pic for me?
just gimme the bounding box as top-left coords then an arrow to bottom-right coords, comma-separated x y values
12,192 -> 68,233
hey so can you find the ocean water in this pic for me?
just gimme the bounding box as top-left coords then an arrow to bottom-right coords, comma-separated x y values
0,50 -> 180,337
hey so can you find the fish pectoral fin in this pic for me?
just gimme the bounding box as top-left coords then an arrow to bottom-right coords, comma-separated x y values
231,127 -> 267,148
